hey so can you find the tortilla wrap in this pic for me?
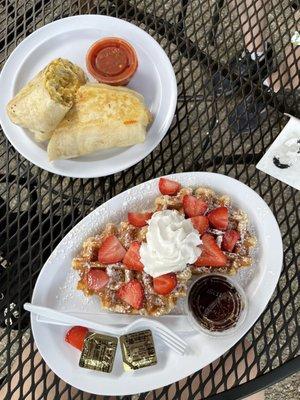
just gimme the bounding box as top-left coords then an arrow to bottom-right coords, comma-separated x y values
6,58 -> 86,141
47,83 -> 152,160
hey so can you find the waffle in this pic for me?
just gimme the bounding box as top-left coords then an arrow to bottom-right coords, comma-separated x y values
155,186 -> 257,275
72,222 -> 191,316
72,183 -> 256,316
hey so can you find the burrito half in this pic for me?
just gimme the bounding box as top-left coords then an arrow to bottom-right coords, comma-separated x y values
6,58 -> 86,141
47,83 -> 152,160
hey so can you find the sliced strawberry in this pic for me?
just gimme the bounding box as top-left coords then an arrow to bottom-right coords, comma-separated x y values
98,235 -> 126,264
207,207 -> 228,230
87,269 -> 109,291
195,234 -> 228,267
153,273 -> 177,295
65,326 -> 89,351
117,280 -> 144,309
190,216 -> 209,235
123,242 -> 144,271
183,195 -> 208,217
159,178 -> 181,195
222,230 -> 240,252
128,212 -> 153,227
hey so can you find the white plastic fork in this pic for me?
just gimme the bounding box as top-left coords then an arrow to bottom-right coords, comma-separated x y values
24,303 -> 188,355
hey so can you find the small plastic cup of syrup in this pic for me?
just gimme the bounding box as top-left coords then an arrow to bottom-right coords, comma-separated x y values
186,274 -> 247,336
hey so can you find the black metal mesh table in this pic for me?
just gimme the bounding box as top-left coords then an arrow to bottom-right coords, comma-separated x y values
0,1 -> 299,399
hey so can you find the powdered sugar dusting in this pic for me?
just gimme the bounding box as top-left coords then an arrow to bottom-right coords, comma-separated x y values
55,269 -> 99,312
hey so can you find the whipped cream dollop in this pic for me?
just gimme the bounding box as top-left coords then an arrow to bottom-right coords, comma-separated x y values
140,210 -> 201,278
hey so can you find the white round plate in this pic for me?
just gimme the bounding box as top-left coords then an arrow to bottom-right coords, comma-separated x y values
30,173 -> 283,396
0,15 -> 177,178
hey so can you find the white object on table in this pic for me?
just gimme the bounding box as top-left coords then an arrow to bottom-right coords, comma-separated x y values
257,114 -> 300,190
29,172 -> 283,396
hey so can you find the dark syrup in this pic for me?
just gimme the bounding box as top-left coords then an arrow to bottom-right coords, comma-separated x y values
188,275 -> 243,332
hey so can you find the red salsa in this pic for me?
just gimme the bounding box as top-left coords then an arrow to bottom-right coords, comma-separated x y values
86,37 -> 138,86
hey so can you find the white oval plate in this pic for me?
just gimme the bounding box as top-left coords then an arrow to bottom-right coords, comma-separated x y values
30,172 -> 283,396
0,15 -> 177,178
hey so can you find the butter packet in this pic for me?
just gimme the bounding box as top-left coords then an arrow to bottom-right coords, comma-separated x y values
256,115 -> 300,190
120,329 -> 157,371
79,332 -> 118,373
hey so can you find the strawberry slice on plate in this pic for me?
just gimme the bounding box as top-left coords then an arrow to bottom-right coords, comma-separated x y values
159,177 -> 181,195
195,234 -> 227,267
153,273 -> 177,295
183,195 -> 208,217
98,235 -> 126,264
117,279 -> 144,309
123,242 -> 144,271
190,216 -> 209,235
128,212 -> 153,227
208,207 -> 228,230
65,326 -> 89,351
222,230 -> 240,252
87,269 -> 109,291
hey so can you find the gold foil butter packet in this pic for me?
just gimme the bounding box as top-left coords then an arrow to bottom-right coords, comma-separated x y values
79,332 -> 117,373
120,329 -> 157,371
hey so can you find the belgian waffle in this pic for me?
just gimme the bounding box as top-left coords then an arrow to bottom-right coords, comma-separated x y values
72,222 -> 191,316
72,182 -> 256,316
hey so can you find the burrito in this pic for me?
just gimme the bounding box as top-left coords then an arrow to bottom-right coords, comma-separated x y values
6,58 -> 86,141
47,83 -> 152,161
